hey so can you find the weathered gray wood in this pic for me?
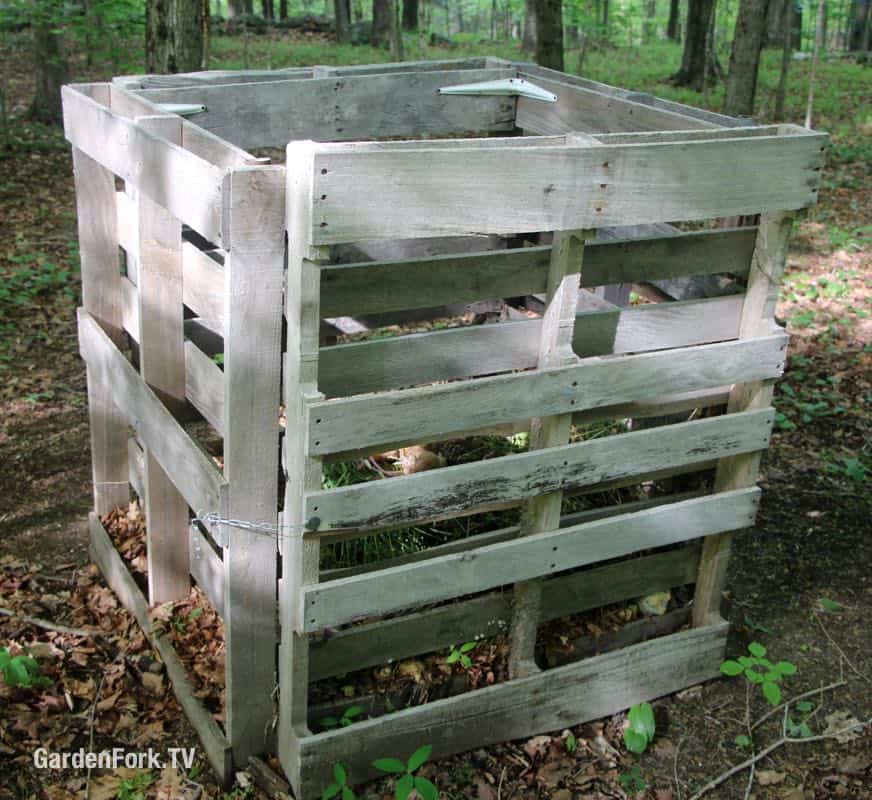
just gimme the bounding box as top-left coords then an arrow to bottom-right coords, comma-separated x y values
183,243 -> 225,327
310,540 -> 700,680
309,131 -> 825,243
319,227 -> 756,318
133,116 -> 191,606
302,488 -> 759,631
185,340 -> 225,436
72,148 -> 129,516
221,167 -> 286,765
139,69 -> 516,150
309,333 -> 786,455
279,143 -> 327,800
127,437 -> 145,500
305,407 -> 772,533
318,295 -> 742,397
115,189 -> 139,284
88,513 -> 232,782
299,621 -> 728,795
62,85 -> 225,243
78,310 -> 227,517
694,213 -> 795,626
516,72 -> 718,134
190,526 -> 225,616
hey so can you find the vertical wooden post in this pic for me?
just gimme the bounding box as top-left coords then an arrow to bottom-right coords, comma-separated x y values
134,115 -> 191,606
222,166 -> 286,765
278,142 -> 326,799
72,143 -> 130,517
693,212 -> 793,626
508,229 -> 590,679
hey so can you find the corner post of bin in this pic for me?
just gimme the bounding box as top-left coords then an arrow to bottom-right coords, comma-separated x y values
221,163 -> 287,767
279,140 -> 329,798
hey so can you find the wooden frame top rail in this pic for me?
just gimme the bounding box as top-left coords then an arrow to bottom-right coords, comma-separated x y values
307,128 -> 826,243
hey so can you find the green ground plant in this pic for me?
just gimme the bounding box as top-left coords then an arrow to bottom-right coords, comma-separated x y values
0,646 -> 51,689
622,701 -> 656,753
321,704 -> 365,730
720,642 -> 796,706
373,744 -> 438,800
116,771 -> 155,800
446,641 -> 477,669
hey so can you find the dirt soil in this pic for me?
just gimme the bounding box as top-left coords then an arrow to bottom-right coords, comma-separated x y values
1,48 -> 870,800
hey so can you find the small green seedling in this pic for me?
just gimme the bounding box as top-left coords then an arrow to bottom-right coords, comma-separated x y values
322,705 -> 364,730
785,700 -> 815,739
721,642 -> 796,706
322,763 -> 357,800
818,597 -> 843,613
565,731 -> 577,754
734,734 -> 752,748
117,771 -> 155,800
373,744 -> 438,800
0,647 -> 50,689
618,764 -> 646,793
446,641 -> 477,669
623,702 -> 655,754
171,606 -> 203,634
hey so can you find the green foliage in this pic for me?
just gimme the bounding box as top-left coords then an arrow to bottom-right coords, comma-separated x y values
170,606 -> 203,634
618,764 -> 646,794
818,597 -> 843,613
373,745 -> 437,800
117,771 -> 155,800
446,641 -> 477,669
564,732 -> 577,754
826,454 -> 868,486
322,705 -> 365,730
734,734 -> 752,748
0,646 -> 51,689
623,702 -> 655,754
322,763 -> 357,800
721,642 -> 796,707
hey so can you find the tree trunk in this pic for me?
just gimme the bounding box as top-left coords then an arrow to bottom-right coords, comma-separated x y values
644,0 -> 657,41
279,0 -> 288,19
805,0 -> 825,128
667,0 -> 681,39
724,0 -> 770,117
146,0 -> 205,74
29,6 -> 68,124
402,0 -> 418,29
372,0 -> 391,44
774,0 -> 792,119
389,0 -> 404,57
535,0 -> 564,69
335,0 -> 351,40
523,0 -> 538,51
228,0 -> 241,17
672,0 -> 719,88
848,0 -> 871,49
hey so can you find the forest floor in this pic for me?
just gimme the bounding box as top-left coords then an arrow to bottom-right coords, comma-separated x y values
0,32 -> 870,800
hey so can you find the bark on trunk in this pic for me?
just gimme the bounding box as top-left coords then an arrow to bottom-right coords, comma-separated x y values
29,9 -> 68,125
279,0 -> 288,18
644,0 -> 657,41
523,0 -> 538,51
372,0 -> 391,45
724,0 -> 770,117
535,0 -> 564,70
667,0 -> 681,39
672,0 -> 719,89
774,0 -> 792,119
146,0 -> 205,74
402,0 -> 418,29
335,0 -> 351,41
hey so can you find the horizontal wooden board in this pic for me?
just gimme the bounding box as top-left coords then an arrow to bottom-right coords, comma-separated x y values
318,295 -> 742,397
139,69 -> 517,150
78,310 -> 227,516
298,621 -> 728,793
302,488 -> 759,630
310,541 -> 700,680
183,243 -> 225,327
309,333 -> 786,455
319,226 -> 756,317
63,85 -> 225,243
184,340 -> 225,435
310,130 -> 826,242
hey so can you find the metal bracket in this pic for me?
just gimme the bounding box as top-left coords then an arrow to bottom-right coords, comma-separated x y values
157,103 -> 206,117
438,77 -> 557,103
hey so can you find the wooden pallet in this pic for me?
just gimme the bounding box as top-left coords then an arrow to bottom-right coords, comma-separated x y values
64,58 -> 824,797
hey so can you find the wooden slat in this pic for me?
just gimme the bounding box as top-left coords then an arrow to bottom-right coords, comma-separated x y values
183,243 -> 225,326
318,295 -> 743,397
89,513 -> 232,782
115,190 -> 138,284
78,310 -> 227,516
190,526 -> 224,615
694,213 -> 796,626
310,539 -> 700,680
302,488 -> 758,631
185,340 -> 224,435
128,436 -> 145,500
319,226 -> 756,318
62,85 -> 225,243
120,276 -> 138,338
304,407 -> 772,534
221,167 -> 286,765
309,131 -> 825,243
299,621 -> 728,794
139,69 -> 517,151
309,333 -> 786,455
516,72 -> 718,134
73,149 -> 130,516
